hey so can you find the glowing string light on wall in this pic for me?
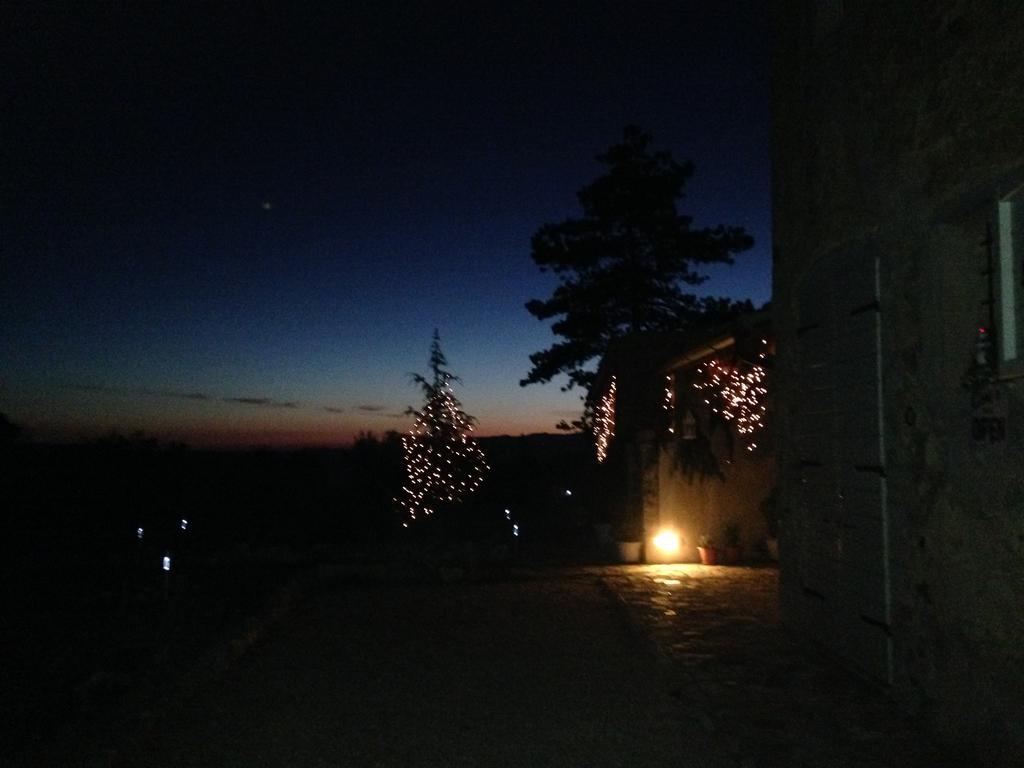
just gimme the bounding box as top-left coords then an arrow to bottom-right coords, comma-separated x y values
594,375 -> 617,463
692,339 -> 769,451
663,374 -> 675,434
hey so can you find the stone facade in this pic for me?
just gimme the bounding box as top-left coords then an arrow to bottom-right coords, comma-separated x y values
593,320 -> 774,562
772,0 -> 1024,745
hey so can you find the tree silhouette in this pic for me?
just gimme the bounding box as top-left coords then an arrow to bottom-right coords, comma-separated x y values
521,126 -> 754,411
397,331 -> 489,527
0,412 -> 23,446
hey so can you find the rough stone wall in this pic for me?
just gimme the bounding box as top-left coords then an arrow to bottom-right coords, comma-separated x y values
772,0 -> 1024,744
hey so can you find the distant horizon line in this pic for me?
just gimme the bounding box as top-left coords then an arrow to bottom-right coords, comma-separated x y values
8,428 -> 586,452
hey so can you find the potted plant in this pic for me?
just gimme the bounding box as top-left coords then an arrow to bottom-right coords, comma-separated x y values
614,519 -> 643,563
697,533 -> 718,565
722,521 -> 742,565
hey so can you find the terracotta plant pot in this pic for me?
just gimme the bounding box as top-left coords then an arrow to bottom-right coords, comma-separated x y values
697,546 -> 718,565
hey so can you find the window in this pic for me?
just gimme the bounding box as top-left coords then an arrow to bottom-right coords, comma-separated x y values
998,187 -> 1024,372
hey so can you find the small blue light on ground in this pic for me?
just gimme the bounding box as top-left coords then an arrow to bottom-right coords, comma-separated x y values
564,489 -> 572,496
136,527 -> 144,540
513,524 -> 519,537
180,518 -> 189,531
163,555 -> 171,572
504,508 -> 511,519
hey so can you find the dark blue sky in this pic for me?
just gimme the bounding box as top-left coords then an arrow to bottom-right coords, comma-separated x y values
2,1 -> 770,446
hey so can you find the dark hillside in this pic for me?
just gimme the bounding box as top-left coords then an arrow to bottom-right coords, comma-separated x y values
1,430 -> 599,761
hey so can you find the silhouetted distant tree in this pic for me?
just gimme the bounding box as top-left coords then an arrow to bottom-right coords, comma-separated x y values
335,430 -> 404,537
396,331 -> 489,527
0,412 -> 23,445
90,429 -> 160,451
521,126 -> 755,427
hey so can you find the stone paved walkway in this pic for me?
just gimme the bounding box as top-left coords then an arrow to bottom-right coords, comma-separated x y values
596,564 -> 987,768
50,564 -> 1017,767
112,575 -> 727,768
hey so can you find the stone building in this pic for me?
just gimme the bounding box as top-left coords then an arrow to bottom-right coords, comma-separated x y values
772,1 -> 1024,744
589,313 -> 775,562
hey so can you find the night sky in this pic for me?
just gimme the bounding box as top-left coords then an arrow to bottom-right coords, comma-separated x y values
2,2 -> 771,447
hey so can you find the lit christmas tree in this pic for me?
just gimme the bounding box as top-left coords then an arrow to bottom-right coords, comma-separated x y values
398,331 -> 490,527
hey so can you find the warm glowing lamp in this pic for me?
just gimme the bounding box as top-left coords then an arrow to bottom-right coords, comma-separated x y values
652,528 -> 681,555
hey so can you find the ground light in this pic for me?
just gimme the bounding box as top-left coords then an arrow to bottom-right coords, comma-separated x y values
652,529 -> 681,554
650,528 -> 682,562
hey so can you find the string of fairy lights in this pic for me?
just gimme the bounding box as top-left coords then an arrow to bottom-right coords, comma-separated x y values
593,340 -> 768,460
691,338 -> 769,451
594,375 -> 616,463
663,374 -> 675,434
398,375 -> 490,526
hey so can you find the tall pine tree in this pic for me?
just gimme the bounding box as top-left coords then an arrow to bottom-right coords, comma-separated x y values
397,331 -> 489,527
521,126 -> 754,411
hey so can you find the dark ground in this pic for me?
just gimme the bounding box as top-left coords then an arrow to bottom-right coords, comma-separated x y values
10,565 -> 1023,767
0,434 -> 595,765
114,573 -> 718,768
5,438 -> 1018,766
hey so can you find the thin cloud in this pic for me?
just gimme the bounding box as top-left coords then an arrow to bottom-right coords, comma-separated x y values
64,381 -> 309,411
323,406 -> 345,414
67,383 -> 212,401
143,388 -> 211,401
223,397 -> 299,409
65,383 -> 111,393
356,404 -> 385,412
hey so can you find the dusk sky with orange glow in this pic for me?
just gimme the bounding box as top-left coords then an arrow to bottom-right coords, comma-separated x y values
2,2 -> 770,447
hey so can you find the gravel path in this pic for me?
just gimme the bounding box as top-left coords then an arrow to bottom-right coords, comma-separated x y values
123,575 -> 722,767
